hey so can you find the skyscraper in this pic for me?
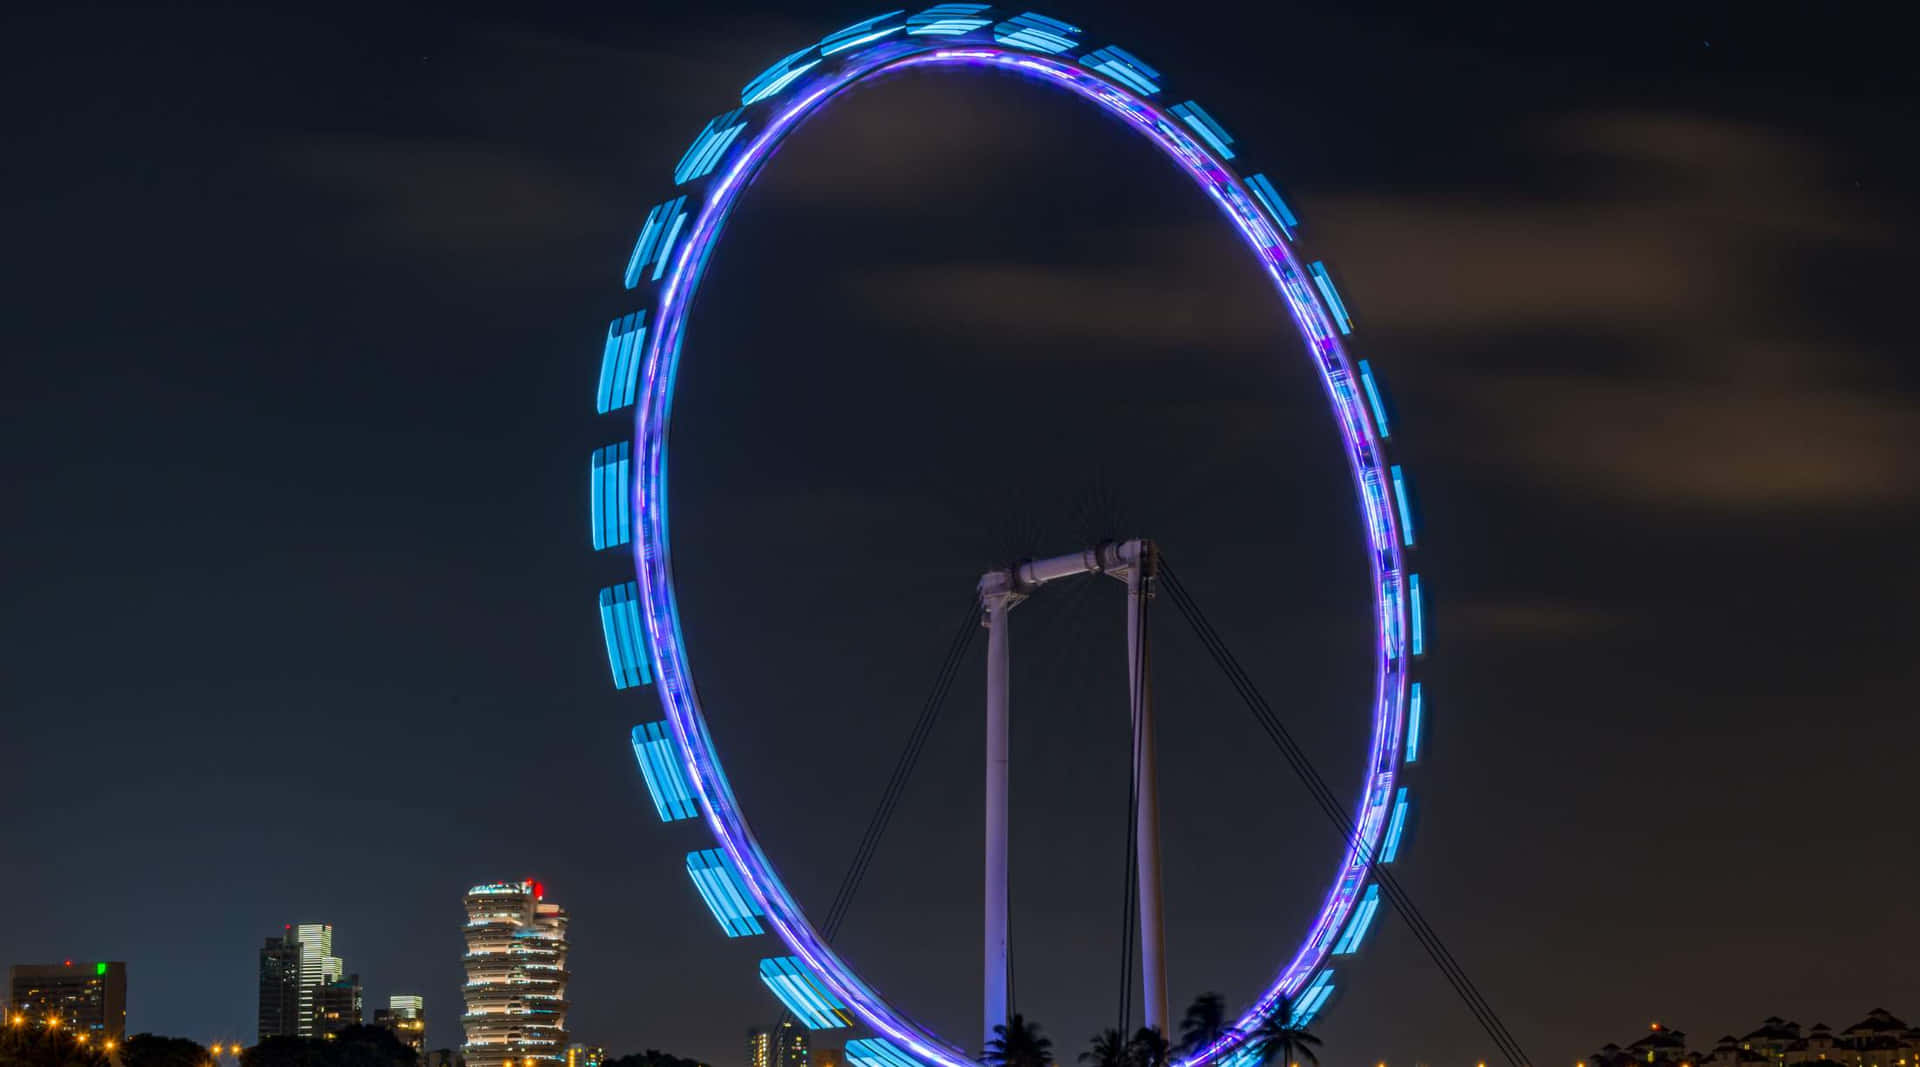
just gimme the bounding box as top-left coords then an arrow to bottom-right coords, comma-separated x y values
6,962 -> 127,1042
747,1023 -> 807,1067
292,924 -> 345,1038
462,881 -> 569,1067
258,934 -> 302,1041
376,996 -> 427,1053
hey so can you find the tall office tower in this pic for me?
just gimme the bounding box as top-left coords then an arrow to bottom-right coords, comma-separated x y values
311,974 -> 363,1037
259,933 -> 303,1040
6,962 -> 127,1042
375,996 -> 427,1052
747,1023 -> 807,1067
292,924 -> 345,1038
462,881 -> 569,1067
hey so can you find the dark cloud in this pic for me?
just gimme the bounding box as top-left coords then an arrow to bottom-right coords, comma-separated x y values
282,137 -> 614,252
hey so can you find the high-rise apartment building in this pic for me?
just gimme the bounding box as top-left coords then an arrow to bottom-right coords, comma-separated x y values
258,934 -> 303,1040
6,962 -> 127,1042
462,881 -> 569,1067
292,924 -> 345,1038
376,996 -> 427,1052
747,1022 -> 807,1067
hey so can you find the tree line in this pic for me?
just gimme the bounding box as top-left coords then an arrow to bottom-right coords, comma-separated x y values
984,992 -> 1321,1067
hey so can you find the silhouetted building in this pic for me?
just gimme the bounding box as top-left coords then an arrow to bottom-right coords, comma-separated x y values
376,996 -> 427,1053
747,1023 -> 807,1067
312,975 -> 363,1037
1590,1013 -> 1920,1067
6,961 -> 127,1042
259,933 -> 303,1040
424,1049 -> 464,1067
462,881 -> 569,1067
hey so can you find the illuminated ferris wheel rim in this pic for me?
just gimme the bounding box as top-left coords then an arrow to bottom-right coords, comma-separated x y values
588,11 -> 1426,1067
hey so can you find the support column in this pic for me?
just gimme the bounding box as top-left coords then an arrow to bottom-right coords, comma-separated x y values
1118,540 -> 1169,1034
979,570 -> 1022,1050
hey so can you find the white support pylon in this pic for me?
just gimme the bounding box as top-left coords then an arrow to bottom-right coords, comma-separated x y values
977,539 -> 1167,1044
978,568 -> 1023,1052
1110,539 -> 1169,1035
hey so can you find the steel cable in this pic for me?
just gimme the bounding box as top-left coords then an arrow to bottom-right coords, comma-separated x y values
1158,561 -> 1531,1067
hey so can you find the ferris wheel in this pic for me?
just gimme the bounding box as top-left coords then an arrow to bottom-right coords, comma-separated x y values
584,9 -> 1430,1067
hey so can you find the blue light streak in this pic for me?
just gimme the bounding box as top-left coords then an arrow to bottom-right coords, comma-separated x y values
589,443 -> 630,550
1357,359 -> 1389,438
1291,970 -> 1335,1025
821,12 -> 906,55
686,849 -> 765,936
630,722 -> 698,822
1080,45 -> 1161,95
675,111 -> 749,185
598,583 -> 653,688
1409,573 -> 1425,655
1244,173 -> 1298,239
906,4 -> 993,36
742,48 -> 823,105
1308,260 -> 1353,334
993,12 -> 1080,54
597,311 -> 647,414
1381,788 -> 1410,862
649,210 -> 689,283
758,957 -> 852,1029
1170,101 -> 1236,159
624,197 -> 689,290
845,1041 -> 922,1067
1330,884 -> 1380,956
1390,465 -> 1416,547
1406,682 -> 1423,763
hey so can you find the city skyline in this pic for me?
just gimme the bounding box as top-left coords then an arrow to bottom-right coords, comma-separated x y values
5,0 -> 1918,1065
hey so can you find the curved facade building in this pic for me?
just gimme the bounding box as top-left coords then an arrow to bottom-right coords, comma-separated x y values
463,881 -> 570,1067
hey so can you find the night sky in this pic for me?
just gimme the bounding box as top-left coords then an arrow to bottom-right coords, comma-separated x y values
5,2 -> 1917,1066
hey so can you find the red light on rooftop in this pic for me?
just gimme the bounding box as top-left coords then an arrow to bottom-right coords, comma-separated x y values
64,960 -> 72,967
532,880 -> 544,900
1651,1024 -> 1662,1031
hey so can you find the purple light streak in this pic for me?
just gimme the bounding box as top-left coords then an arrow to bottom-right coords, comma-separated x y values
624,38 -> 1414,1067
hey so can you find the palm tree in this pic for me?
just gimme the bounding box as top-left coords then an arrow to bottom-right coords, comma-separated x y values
984,1015 -> 1053,1067
1178,994 -> 1232,1055
1079,1030 -> 1130,1067
1127,1028 -> 1170,1067
1243,997 -> 1322,1067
